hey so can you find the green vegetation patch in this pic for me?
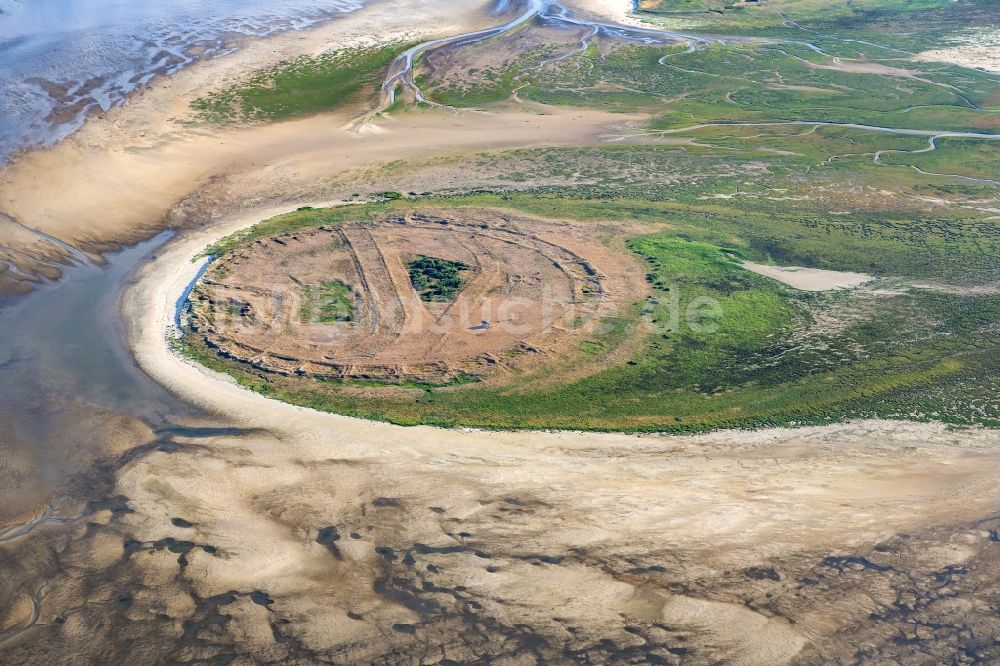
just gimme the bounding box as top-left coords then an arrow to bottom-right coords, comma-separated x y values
191,43 -> 406,124
638,0 -> 953,34
408,255 -> 469,302
877,137 -> 1000,183
299,279 -> 354,323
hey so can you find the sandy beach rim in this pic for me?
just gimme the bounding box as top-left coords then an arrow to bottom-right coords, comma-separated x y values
123,200 -> 990,449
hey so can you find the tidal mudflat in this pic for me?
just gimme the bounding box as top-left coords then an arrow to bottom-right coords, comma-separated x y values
0,0 -> 364,162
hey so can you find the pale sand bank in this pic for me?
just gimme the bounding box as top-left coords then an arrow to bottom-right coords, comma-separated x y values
916,28 -> 1000,73
570,0 -> 643,25
742,261 -> 873,291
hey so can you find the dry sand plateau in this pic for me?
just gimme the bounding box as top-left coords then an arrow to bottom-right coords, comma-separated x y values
2,0 -> 1000,663
741,262 -> 872,291
187,209 -> 648,384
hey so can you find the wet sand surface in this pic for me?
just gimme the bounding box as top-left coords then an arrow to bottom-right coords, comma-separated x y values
2,0 -> 1000,663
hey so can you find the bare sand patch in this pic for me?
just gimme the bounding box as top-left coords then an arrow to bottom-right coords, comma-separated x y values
767,83 -> 842,95
660,596 -> 806,665
742,260 -> 872,291
808,59 -> 923,78
802,57 -> 964,94
570,0 -> 647,26
916,28 -> 1000,74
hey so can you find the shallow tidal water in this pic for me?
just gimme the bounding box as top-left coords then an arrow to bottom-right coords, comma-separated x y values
0,0 -> 363,162
0,234 -> 200,522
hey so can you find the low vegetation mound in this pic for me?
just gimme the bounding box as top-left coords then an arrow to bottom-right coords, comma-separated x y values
298,279 -> 354,323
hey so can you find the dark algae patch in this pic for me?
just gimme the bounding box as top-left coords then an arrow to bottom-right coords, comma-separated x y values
407,255 -> 469,302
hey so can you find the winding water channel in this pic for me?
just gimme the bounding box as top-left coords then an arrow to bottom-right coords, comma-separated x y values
373,0 -> 745,112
